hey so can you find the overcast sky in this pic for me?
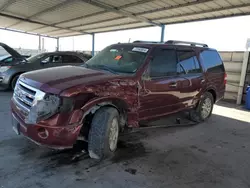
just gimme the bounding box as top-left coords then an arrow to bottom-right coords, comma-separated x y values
0,15 -> 250,52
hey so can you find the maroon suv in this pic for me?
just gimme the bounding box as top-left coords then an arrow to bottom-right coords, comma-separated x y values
11,40 -> 226,159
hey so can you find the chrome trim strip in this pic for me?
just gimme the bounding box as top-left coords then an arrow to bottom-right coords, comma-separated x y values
13,95 -> 30,113
19,81 -> 41,94
18,81 -> 46,101
14,92 -> 33,106
17,84 -> 35,99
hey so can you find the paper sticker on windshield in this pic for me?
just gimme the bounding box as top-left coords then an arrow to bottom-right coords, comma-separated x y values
132,47 -> 149,53
114,55 -> 122,60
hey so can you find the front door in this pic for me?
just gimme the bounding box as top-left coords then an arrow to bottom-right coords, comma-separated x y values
139,47 -> 184,121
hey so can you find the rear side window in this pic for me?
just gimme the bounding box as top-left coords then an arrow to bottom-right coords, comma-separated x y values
150,49 -> 177,77
200,50 -> 224,73
62,55 -> 83,64
177,50 -> 201,74
52,55 -> 62,63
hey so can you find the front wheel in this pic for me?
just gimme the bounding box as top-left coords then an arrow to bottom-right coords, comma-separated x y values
88,107 -> 120,160
11,74 -> 20,90
190,92 -> 214,122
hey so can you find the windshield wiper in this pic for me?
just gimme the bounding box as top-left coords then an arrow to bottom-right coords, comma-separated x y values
89,64 -> 118,74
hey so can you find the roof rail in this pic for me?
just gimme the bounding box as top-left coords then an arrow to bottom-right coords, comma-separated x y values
165,40 -> 208,47
133,40 -> 162,44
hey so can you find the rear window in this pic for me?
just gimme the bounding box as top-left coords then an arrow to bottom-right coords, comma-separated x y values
62,55 -> 83,64
200,50 -> 224,73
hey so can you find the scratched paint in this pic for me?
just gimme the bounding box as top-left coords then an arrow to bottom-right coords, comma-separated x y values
11,44 -> 226,150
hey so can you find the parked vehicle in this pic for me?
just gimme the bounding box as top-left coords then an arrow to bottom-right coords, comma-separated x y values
0,42 -> 91,90
0,54 -> 30,65
0,43 -> 28,67
11,40 -> 226,160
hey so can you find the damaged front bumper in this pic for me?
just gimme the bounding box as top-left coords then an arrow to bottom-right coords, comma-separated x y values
11,99 -> 82,149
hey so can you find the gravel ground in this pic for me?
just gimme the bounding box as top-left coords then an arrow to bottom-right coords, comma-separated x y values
1,91 -> 250,188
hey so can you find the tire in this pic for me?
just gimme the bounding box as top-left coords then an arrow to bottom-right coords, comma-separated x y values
88,107 -> 119,160
189,92 -> 214,122
11,74 -> 20,90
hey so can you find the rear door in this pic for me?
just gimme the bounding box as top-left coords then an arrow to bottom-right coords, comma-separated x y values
61,54 -> 84,66
139,47 -> 186,120
176,48 -> 205,108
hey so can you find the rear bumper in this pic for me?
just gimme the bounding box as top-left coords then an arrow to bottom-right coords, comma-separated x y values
11,100 -> 82,149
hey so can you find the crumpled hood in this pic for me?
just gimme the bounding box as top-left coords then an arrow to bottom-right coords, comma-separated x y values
20,66 -> 121,95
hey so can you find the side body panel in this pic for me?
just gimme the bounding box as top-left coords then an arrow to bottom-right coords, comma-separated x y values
138,46 -> 205,121
139,76 -> 186,120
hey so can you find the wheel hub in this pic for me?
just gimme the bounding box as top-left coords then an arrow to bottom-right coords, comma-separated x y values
109,118 -> 119,151
201,98 -> 212,119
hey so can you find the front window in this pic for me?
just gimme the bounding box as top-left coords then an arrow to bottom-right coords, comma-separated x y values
84,45 -> 149,74
27,54 -> 47,63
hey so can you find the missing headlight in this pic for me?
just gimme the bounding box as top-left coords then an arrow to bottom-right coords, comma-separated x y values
60,97 -> 75,113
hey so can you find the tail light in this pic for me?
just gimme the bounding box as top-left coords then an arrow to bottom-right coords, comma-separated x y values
224,73 -> 227,85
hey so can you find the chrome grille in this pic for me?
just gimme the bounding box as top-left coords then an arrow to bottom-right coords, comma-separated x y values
13,80 -> 46,114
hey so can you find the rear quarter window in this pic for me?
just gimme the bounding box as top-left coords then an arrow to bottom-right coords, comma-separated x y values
200,50 -> 224,73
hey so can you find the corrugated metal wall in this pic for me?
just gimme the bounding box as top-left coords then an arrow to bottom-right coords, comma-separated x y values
219,51 -> 250,102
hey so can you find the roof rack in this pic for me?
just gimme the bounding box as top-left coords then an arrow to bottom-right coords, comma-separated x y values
133,40 -> 162,44
165,40 -> 208,47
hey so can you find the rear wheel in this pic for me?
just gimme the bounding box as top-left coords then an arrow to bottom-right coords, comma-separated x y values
190,92 -> 214,122
88,107 -> 119,160
11,74 -> 20,90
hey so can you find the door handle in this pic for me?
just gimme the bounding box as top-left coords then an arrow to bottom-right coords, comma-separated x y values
200,79 -> 205,84
169,82 -> 177,88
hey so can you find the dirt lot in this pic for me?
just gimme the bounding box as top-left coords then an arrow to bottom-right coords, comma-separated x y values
1,91 -> 250,188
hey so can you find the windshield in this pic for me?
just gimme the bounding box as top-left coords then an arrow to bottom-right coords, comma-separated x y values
84,45 -> 149,74
0,55 -> 9,61
27,53 -> 47,63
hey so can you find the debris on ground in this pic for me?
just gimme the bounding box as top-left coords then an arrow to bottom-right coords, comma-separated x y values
125,168 -> 137,175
